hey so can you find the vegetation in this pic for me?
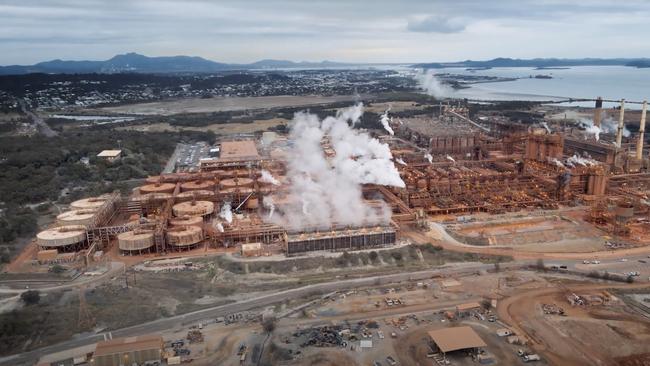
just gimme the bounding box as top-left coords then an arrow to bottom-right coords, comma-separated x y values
20,290 -> 40,305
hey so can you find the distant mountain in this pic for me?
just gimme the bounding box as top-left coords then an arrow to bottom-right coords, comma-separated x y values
0,53 -> 355,75
412,57 -> 650,69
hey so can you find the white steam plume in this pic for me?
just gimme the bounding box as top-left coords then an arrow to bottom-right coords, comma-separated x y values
414,69 -> 453,98
446,155 -> 456,163
337,102 -> 364,126
219,202 -> 233,224
579,113 -> 630,141
267,104 -> 404,230
379,106 -> 394,135
215,222 -> 224,232
262,196 -> 275,219
550,158 -> 565,168
566,154 -> 596,168
395,157 -> 407,166
259,170 -> 280,185
541,122 -> 551,134
425,153 -> 433,164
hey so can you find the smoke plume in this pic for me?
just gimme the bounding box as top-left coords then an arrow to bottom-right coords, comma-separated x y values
379,106 -> 394,135
266,104 -> 404,231
414,69 -> 453,98
425,153 -> 433,164
219,202 -> 233,223
262,196 -> 275,219
259,170 -> 280,185
579,112 -> 630,141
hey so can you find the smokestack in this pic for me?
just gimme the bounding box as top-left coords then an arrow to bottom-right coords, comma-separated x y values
637,100 -> 647,160
593,97 -> 603,127
616,99 -> 625,148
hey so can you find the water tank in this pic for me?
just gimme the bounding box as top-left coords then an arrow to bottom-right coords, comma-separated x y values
56,209 -> 97,227
219,178 -> 254,189
180,180 -> 216,192
139,183 -> 176,194
172,201 -> 214,217
70,196 -> 109,210
118,230 -> 155,251
166,226 -> 203,247
169,216 -> 204,227
37,225 -> 86,249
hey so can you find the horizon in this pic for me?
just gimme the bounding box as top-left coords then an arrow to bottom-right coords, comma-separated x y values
2,0 -> 650,65
2,52 -> 650,68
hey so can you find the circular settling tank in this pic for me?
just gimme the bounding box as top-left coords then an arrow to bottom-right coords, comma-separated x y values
56,209 -> 97,227
219,178 -> 254,189
166,226 -> 203,247
70,196 -> 108,210
172,201 -> 214,217
37,225 -> 86,249
176,190 -> 215,200
169,215 -> 204,227
180,180 -> 216,192
118,230 -> 155,251
139,183 -> 176,194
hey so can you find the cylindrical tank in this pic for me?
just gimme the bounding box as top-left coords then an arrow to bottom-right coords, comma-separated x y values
180,180 -> 216,192
118,230 -> 155,251
246,197 -> 259,210
56,209 -> 97,227
172,201 -> 214,217
176,190 -> 215,200
166,226 -> 203,247
139,183 -> 176,194
132,193 -> 173,201
36,225 -> 86,249
145,176 -> 161,184
219,178 -> 254,190
70,196 -> 108,210
169,216 -> 204,227
416,179 -> 428,190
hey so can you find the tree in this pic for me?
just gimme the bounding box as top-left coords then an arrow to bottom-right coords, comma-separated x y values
369,251 -> 378,262
262,316 -> 276,333
20,290 -> 40,305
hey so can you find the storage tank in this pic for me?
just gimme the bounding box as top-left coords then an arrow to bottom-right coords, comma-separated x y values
37,225 -> 86,250
132,193 -> 173,202
172,201 -> 214,217
180,180 -> 216,192
169,216 -> 204,227
176,190 -> 215,200
219,178 -> 254,190
118,230 -> 155,252
56,209 -> 97,227
166,226 -> 203,247
70,196 -> 109,210
246,197 -> 259,210
139,183 -> 176,195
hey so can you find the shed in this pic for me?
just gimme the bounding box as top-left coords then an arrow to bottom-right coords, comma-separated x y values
456,302 -> 482,315
96,150 -> 122,162
427,326 -> 486,357
91,335 -> 163,366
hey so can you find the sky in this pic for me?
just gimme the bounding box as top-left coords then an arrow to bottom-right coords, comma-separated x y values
1,0 -> 649,65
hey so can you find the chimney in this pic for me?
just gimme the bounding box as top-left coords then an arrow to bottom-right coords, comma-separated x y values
593,97 -> 603,127
616,99 -> 625,148
637,100 -> 647,160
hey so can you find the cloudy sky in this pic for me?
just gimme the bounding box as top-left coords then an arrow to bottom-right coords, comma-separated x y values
1,0 -> 649,65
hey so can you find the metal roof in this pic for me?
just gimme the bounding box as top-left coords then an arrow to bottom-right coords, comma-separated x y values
94,335 -> 162,357
427,326 -> 486,353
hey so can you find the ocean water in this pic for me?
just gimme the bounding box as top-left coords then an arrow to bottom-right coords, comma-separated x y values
436,66 -> 650,109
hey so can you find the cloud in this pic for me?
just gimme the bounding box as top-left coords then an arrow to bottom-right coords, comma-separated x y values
407,15 -> 466,33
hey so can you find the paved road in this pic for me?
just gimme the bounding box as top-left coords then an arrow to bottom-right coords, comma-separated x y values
19,100 -> 58,137
0,262 -> 511,366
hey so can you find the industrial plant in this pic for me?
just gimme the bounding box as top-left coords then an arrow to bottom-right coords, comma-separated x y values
24,97 -> 649,270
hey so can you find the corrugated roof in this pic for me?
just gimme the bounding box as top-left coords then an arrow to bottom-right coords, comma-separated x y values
94,335 -> 162,357
218,141 -> 259,161
456,302 -> 482,311
427,326 -> 486,353
97,150 -> 122,157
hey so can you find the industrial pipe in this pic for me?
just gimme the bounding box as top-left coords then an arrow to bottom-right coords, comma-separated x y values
637,100 -> 647,160
616,99 -> 625,148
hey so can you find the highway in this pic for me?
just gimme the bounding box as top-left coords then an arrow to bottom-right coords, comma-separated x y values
18,99 -> 58,137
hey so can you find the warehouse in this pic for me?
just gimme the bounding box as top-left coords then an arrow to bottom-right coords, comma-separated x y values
90,335 -> 163,366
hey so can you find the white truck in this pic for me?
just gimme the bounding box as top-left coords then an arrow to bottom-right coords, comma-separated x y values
523,354 -> 541,362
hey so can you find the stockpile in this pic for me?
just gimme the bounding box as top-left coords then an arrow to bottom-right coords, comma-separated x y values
187,329 -> 204,343
298,326 -> 345,348
542,303 -> 565,315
